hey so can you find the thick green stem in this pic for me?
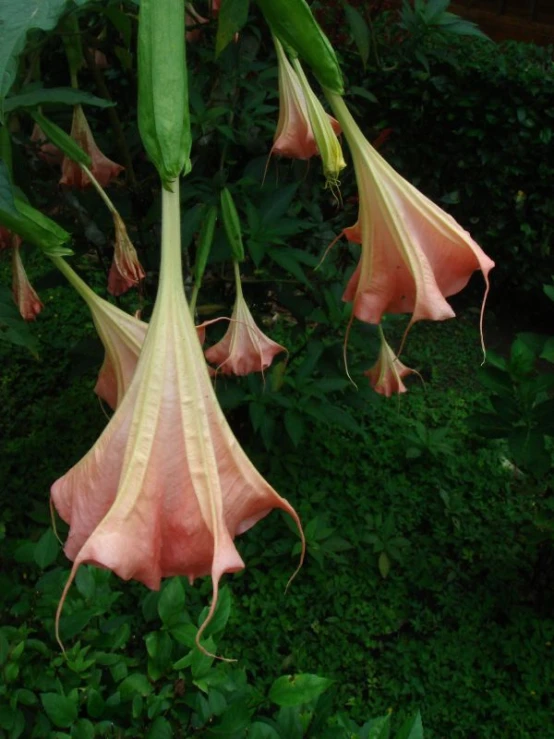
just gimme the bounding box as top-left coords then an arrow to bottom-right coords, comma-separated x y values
232,260 -> 243,300
159,179 -> 183,294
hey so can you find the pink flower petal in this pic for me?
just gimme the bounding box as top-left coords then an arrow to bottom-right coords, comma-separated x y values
60,106 -> 124,189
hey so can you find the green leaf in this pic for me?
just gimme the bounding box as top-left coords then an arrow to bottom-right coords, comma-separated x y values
4,87 -> 113,113
476,365 -> 513,397
215,0 -> 249,57
0,285 -> 39,356
247,723 -> 281,739
378,551 -> 391,579
31,111 -> 91,167
147,716 -> 173,739
396,709 -> 423,739
40,693 -> 78,729
509,337 -> 536,376
543,284 -> 554,302
198,585 -> 232,639
158,577 -> 186,627
343,2 -> 370,68
466,412 -> 510,439
284,410 -> 305,447
206,697 -> 253,735
119,673 -> 153,701
86,688 -> 104,719
268,248 -> 310,286
531,398 -> 554,436
269,674 -> 333,707
0,0 -> 88,103
75,566 -> 96,600
540,337 -> 554,363
33,528 -> 59,568
367,714 -> 391,739
71,719 -> 95,739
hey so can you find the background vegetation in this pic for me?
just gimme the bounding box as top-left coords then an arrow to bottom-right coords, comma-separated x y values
1,1 -> 554,736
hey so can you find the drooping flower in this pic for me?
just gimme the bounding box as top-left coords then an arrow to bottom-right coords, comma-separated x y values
107,213 -> 146,297
365,327 -> 417,396
291,56 -> 345,188
272,38 -> 342,170
60,105 -> 124,189
31,123 -> 63,165
52,183 -> 303,652
11,238 -> 43,321
205,262 -> 286,375
53,255 -> 147,410
326,93 -> 494,343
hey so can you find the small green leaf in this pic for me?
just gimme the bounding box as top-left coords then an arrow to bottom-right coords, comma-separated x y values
119,673 -> 153,701
269,674 -> 333,707
40,693 -> 78,729
158,577 -> 186,627
147,716 -> 173,739
215,0 -> 250,57
284,410 -> 305,447
198,585 -> 232,639
378,551 -> 391,578
343,1 -> 370,68
396,709 -> 424,739
33,528 -> 59,569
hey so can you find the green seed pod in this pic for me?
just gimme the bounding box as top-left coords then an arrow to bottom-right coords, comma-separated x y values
31,110 -> 91,167
195,205 -> 218,285
138,0 -> 192,185
220,188 -> 245,262
255,0 -> 343,94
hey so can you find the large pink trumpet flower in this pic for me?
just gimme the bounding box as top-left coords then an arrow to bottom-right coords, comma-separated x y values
326,93 -> 494,343
12,238 -> 43,321
52,183 -> 303,653
365,327 -> 417,397
107,213 -> 146,297
204,263 -> 286,376
60,105 -> 124,189
272,38 -> 342,169
53,256 -> 147,410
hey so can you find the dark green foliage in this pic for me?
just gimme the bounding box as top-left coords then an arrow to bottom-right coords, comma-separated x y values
1,2 -> 554,737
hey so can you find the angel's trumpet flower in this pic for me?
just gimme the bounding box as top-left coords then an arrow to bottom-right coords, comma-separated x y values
272,38 -> 342,176
53,256 -> 147,409
365,327 -> 416,396
205,262 -> 286,375
12,238 -> 43,321
60,106 -> 124,189
326,93 -> 494,349
51,183 -> 304,653
107,213 -> 146,297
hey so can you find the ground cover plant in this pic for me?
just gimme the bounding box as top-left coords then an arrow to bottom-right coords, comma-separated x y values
1,0 -> 554,737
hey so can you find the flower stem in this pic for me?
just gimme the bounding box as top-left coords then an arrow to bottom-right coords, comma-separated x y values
50,254 -> 101,307
159,179 -> 183,293
81,164 -> 118,215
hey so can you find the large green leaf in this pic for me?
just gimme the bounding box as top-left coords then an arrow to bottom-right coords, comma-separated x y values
269,674 -> 333,707
0,161 -> 71,253
343,1 -> 370,69
0,0 -> 90,105
40,693 -> 78,728
4,86 -> 113,113
215,0 -> 250,58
